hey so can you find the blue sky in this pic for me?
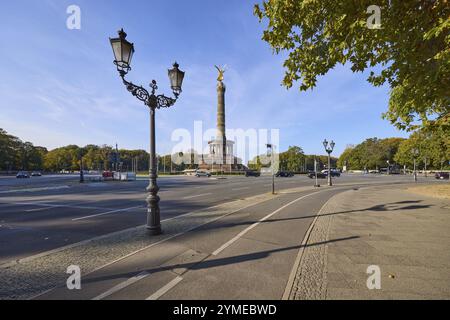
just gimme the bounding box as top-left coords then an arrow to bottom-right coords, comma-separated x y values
0,0 -> 409,159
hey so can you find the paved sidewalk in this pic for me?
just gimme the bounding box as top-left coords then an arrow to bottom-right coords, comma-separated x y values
287,183 -> 450,299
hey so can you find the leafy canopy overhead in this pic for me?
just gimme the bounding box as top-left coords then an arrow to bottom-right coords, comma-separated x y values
254,0 -> 450,131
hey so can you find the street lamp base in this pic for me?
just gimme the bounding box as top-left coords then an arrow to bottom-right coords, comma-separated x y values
146,225 -> 162,235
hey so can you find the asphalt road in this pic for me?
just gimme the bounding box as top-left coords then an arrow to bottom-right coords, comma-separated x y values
0,173 -> 428,266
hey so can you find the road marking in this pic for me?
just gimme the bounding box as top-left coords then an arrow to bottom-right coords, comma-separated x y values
232,187 -> 250,191
72,205 -> 144,221
9,197 -> 268,275
92,271 -> 150,300
12,202 -> 113,211
182,193 -> 212,200
212,191 -> 321,256
80,200 -> 266,284
141,190 -> 324,300
0,185 -> 70,194
26,207 -> 54,213
145,276 -> 183,300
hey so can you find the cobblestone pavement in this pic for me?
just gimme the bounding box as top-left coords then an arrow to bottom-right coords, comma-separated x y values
288,183 -> 450,300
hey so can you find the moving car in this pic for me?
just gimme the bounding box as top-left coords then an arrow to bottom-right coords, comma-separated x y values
276,171 -> 294,177
31,171 -> 42,177
245,170 -> 260,177
308,172 -> 326,179
16,171 -> 30,178
195,170 -> 211,177
321,169 -> 341,177
435,172 -> 449,180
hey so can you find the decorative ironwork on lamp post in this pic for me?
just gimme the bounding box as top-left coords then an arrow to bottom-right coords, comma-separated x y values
109,29 -> 185,235
323,139 -> 335,186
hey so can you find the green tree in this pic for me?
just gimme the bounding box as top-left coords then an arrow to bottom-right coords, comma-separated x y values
0,128 -> 21,170
44,145 -> 80,172
279,146 -> 304,172
254,0 -> 449,131
0,129 -> 47,171
337,137 -> 404,170
337,147 -> 354,169
394,128 -> 449,169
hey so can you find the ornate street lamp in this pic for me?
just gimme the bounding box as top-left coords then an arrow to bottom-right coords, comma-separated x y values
109,29 -> 185,235
323,139 -> 335,186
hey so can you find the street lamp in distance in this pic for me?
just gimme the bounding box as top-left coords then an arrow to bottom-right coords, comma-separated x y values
266,143 -> 275,195
323,139 -> 335,186
411,148 -> 419,183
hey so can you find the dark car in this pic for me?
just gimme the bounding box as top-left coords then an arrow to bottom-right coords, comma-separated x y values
16,171 -> 30,178
245,170 -> 260,177
322,170 -> 341,177
308,172 -> 326,179
31,171 -> 42,177
276,171 -> 294,177
329,171 -> 341,177
435,172 -> 449,180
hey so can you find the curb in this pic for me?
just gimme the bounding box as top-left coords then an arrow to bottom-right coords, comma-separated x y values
281,193 -> 339,300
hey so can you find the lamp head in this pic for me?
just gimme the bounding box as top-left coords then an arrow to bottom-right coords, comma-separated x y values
109,28 -> 135,75
168,62 -> 185,97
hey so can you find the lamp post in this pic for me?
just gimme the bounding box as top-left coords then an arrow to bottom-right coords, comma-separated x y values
424,156 -> 427,178
109,29 -> 185,235
323,139 -> 335,186
314,156 -> 320,188
266,144 -> 275,194
411,148 -> 419,182
79,156 -> 84,183
211,146 -> 215,175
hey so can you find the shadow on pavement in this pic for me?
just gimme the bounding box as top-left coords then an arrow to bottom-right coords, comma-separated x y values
80,235 -> 360,285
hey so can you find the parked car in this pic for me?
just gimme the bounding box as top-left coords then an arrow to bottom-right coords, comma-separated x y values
307,172 -> 326,179
31,171 -> 42,177
195,170 -> 211,177
435,172 -> 449,180
245,170 -> 260,177
16,171 -> 30,178
276,171 -> 294,177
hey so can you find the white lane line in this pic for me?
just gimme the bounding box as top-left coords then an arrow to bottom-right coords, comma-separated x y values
182,193 -> 212,200
72,205 -> 144,221
12,202 -> 114,211
0,185 -> 70,194
145,276 -> 183,300
92,271 -> 151,300
212,191 -> 321,256
232,187 -> 250,191
26,207 -> 54,213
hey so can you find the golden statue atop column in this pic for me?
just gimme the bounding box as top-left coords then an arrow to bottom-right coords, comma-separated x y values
203,65 -> 236,173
